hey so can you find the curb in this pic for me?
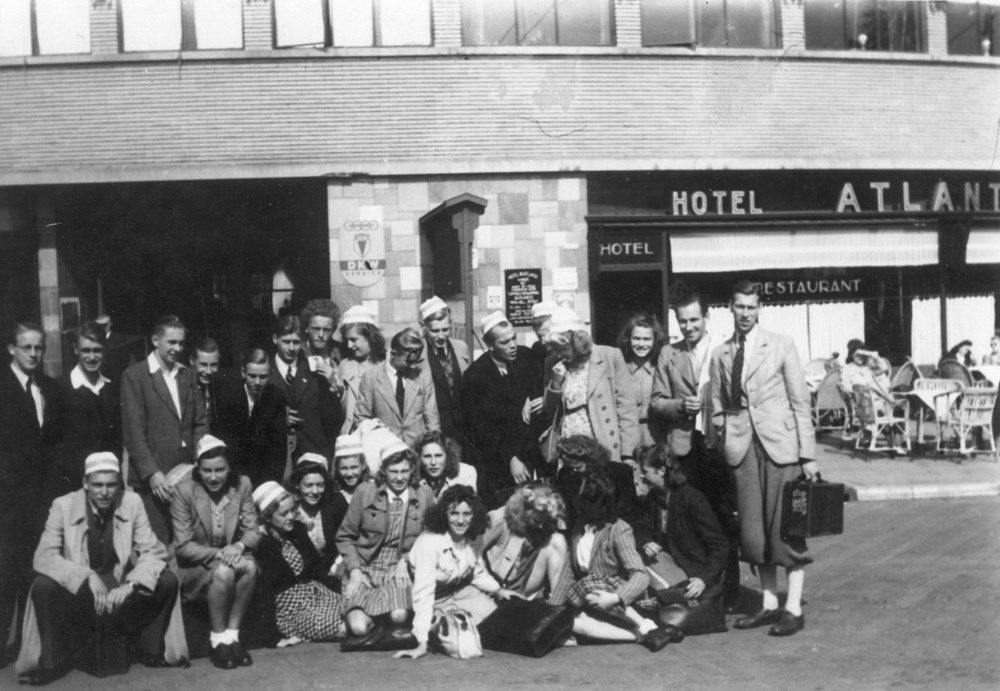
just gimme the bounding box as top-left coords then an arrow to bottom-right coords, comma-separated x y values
846,482 -> 1000,502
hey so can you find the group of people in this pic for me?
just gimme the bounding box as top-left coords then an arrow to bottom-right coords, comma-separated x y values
1,280 -> 820,684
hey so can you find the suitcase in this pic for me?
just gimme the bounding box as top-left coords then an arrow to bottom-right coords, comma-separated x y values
781,476 -> 845,539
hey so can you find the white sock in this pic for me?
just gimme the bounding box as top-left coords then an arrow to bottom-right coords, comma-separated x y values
761,591 -> 780,611
225,629 -> 240,645
209,631 -> 227,648
637,619 -> 657,635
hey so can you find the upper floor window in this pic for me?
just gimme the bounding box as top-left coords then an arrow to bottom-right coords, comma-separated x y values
462,0 -> 614,46
946,1 -> 999,56
640,0 -> 779,48
804,0 -> 925,52
274,0 -> 431,48
121,0 -> 243,52
0,0 -> 90,57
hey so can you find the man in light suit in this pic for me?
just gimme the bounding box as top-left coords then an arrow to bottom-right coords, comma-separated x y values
121,315 -> 208,543
354,327 -> 439,446
649,286 -> 739,609
417,296 -> 471,447
16,452 -> 180,685
710,281 -> 818,637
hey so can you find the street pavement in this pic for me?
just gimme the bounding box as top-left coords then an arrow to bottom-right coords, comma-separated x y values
4,497 -> 997,691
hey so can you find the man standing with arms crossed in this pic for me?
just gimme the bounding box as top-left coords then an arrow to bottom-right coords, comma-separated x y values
121,315 -> 207,544
710,281 -> 818,637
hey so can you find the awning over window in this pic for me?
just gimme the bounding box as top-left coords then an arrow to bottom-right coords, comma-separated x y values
671,229 -> 939,273
966,229 -> 1000,264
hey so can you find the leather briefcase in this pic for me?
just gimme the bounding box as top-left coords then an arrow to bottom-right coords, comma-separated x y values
478,598 -> 574,658
781,475 -> 845,539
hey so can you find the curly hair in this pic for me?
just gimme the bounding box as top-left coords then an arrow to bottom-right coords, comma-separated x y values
555,435 -> 611,469
260,489 -> 296,527
636,443 -> 688,486
574,469 -> 618,528
289,461 -> 332,502
193,449 -> 241,493
544,328 -> 592,368
504,483 -> 566,547
415,430 -> 460,481
376,448 -> 421,488
615,312 -> 665,364
300,299 -> 341,329
339,321 -> 387,363
423,485 -> 489,539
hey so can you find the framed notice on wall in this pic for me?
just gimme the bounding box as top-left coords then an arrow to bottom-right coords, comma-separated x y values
504,269 -> 542,327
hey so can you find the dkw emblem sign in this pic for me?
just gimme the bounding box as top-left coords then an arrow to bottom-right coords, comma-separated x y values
339,219 -> 385,288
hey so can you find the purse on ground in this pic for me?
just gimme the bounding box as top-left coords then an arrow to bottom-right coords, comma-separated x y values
478,598 -> 574,658
781,474 -> 845,539
429,607 -> 483,659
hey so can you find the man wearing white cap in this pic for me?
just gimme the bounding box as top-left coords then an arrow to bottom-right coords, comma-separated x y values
417,297 -> 471,447
16,452 -> 181,684
461,312 -> 546,508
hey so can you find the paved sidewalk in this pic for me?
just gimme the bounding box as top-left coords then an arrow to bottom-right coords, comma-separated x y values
814,434 -> 1000,501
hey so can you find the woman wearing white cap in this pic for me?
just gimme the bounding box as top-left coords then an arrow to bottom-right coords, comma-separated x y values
335,443 -> 435,647
288,452 -> 348,575
331,433 -> 371,504
254,481 -> 346,647
542,308 -> 640,466
171,435 -> 260,670
337,306 -> 386,434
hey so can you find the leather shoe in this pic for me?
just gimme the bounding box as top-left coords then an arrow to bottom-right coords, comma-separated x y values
230,641 -> 253,667
642,627 -> 673,652
376,627 -> 418,652
133,650 -> 171,668
208,643 -> 236,670
734,608 -> 783,630
340,626 -> 384,653
17,668 -> 64,686
768,610 -> 805,637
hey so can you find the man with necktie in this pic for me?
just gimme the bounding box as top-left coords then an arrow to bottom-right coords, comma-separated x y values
189,337 -> 221,430
1,322 -> 62,667
215,346 -> 281,485
121,315 -> 208,544
417,296 -> 471,448
710,281 -> 818,637
649,284 -> 739,610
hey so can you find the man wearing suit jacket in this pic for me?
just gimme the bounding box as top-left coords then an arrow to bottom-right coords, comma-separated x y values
649,287 -> 739,608
16,452 -> 180,685
354,327 -> 439,447
417,296 -> 471,446
189,337 -> 221,430
121,315 -> 208,544
263,314 -> 345,482
1,322 -> 62,667
710,281 -> 818,637
462,312 -> 547,508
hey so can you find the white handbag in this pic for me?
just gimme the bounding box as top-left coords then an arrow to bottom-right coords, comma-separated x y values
429,607 -> 483,659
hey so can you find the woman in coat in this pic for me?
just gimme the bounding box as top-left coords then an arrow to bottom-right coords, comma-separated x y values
254,481 -> 346,647
171,435 -> 259,670
616,313 -> 666,451
543,308 -> 639,465
288,452 -> 348,576
337,306 -> 387,434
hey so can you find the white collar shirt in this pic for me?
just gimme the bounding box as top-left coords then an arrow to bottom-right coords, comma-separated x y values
147,351 -> 183,418
11,362 -> 44,427
71,364 -> 109,395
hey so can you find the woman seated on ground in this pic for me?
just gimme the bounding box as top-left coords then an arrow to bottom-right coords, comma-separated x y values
635,445 -> 729,618
254,481 -> 346,648
554,435 -> 639,533
415,430 -> 477,499
550,469 -> 681,653
290,450 -> 349,576
335,442 -> 436,644
395,485 -> 517,659
172,435 -> 259,670
482,483 -> 568,602
332,434 -> 372,505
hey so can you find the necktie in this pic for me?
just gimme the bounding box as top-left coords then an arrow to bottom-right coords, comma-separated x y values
396,374 -> 406,416
438,347 -> 455,392
285,364 -> 295,388
201,383 -> 213,422
731,335 -> 745,407
25,376 -> 40,427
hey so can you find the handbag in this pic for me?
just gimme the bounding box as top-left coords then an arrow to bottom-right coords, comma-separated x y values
652,581 -> 727,636
429,607 -> 483,659
781,473 -> 845,539
478,598 -> 574,658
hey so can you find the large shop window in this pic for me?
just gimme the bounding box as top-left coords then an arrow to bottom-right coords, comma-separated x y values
462,0 -> 613,46
946,1 -> 999,56
0,0 -> 90,57
911,295 -> 997,366
121,0 -> 243,52
966,229 -> 1000,264
804,0 -> 925,52
671,228 -> 938,273
640,0 -> 779,48
275,0 -> 431,48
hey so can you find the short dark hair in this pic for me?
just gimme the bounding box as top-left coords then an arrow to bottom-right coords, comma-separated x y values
423,485 -> 488,539
300,299 -> 341,329
152,315 -> 185,337
376,448 -> 420,488
190,336 -> 219,357
616,312 -> 665,363
274,313 -> 301,338
242,346 -> 270,368
194,448 -> 241,493
390,327 -> 424,355
637,443 -> 688,487
483,320 -> 512,347
75,320 -> 106,347
288,461 -> 331,503
415,430 -> 461,481
669,280 -> 709,317
730,280 -> 762,302
339,321 -> 387,363
8,322 -> 44,348
574,469 -> 618,527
